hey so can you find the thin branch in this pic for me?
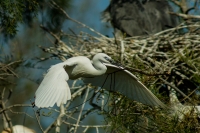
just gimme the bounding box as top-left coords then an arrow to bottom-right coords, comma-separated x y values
63,121 -> 110,128
50,1 -> 110,40
1,88 -> 14,133
0,104 -> 32,114
170,12 -> 200,19
74,88 -> 90,133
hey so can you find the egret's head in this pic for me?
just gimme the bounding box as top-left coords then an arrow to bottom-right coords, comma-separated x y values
93,53 -> 114,64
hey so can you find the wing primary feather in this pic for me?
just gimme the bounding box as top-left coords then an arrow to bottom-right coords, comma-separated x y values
137,82 -> 147,104
83,63 -> 165,108
47,86 -> 59,107
137,82 -> 148,105
133,80 -> 142,103
35,63 -> 70,108
36,82 -> 56,107
38,81 -> 58,107
136,80 -> 163,107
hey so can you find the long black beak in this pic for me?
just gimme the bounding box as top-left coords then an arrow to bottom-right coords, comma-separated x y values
109,58 -> 116,64
110,59 -> 123,67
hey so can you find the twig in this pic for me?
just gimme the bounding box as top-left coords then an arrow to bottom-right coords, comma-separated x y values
170,12 -> 200,19
0,104 -> 32,114
50,1 -> 109,40
56,103 -> 65,133
74,88 -> 90,133
1,88 -> 14,133
33,108 -> 44,132
63,121 -> 110,128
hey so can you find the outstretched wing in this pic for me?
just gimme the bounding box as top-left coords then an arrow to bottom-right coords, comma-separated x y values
83,63 -> 165,108
35,62 -> 71,108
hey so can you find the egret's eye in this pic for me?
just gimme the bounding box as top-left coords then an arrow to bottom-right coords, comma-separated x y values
104,56 -> 110,61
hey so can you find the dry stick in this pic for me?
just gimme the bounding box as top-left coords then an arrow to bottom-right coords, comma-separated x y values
139,41 -> 147,53
96,127 -> 99,133
83,126 -> 89,133
43,117 -> 57,133
155,24 -> 200,36
50,1 -> 109,41
40,25 -> 73,54
0,60 -> 22,69
39,28 -> 72,62
63,121 -> 110,128
5,89 -> 12,104
1,88 -> 14,133
144,39 -> 160,57
181,88 -> 198,102
0,104 -> 32,114
120,40 -> 125,63
170,0 -> 181,7
1,60 -> 22,80
0,88 -> 13,133
101,94 -> 105,111
0,73 -> 14,76
56,103 -> 65,133
74,88 -> 90,133
33,108 -> 44,132
170,0 -> 188,13
170,12 -> 200,19
44,107 -> 76,133
179,0 -> 187,13
9,109 -> 34,119
120,39 -> 125,64
2,114 -> 10,132
71,86 -> 87,99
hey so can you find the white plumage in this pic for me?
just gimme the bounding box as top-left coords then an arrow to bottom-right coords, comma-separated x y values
35,62 -> 71,107
169,88 -> 200,120
35,53 -> 165,108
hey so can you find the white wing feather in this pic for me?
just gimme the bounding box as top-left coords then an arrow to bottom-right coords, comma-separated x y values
35,62 -> 71,108
83,63 -> 165,107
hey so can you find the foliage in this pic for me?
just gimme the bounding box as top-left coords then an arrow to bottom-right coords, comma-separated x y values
0,0 -> 71,37
0,0 -> 38,35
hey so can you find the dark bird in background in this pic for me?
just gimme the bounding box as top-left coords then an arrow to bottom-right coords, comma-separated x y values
102,0 -> 178,37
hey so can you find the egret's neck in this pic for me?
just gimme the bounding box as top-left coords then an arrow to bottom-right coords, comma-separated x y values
91,60 -> 107,76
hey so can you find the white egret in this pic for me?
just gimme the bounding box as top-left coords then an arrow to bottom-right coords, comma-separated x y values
35,53 -> 165,108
